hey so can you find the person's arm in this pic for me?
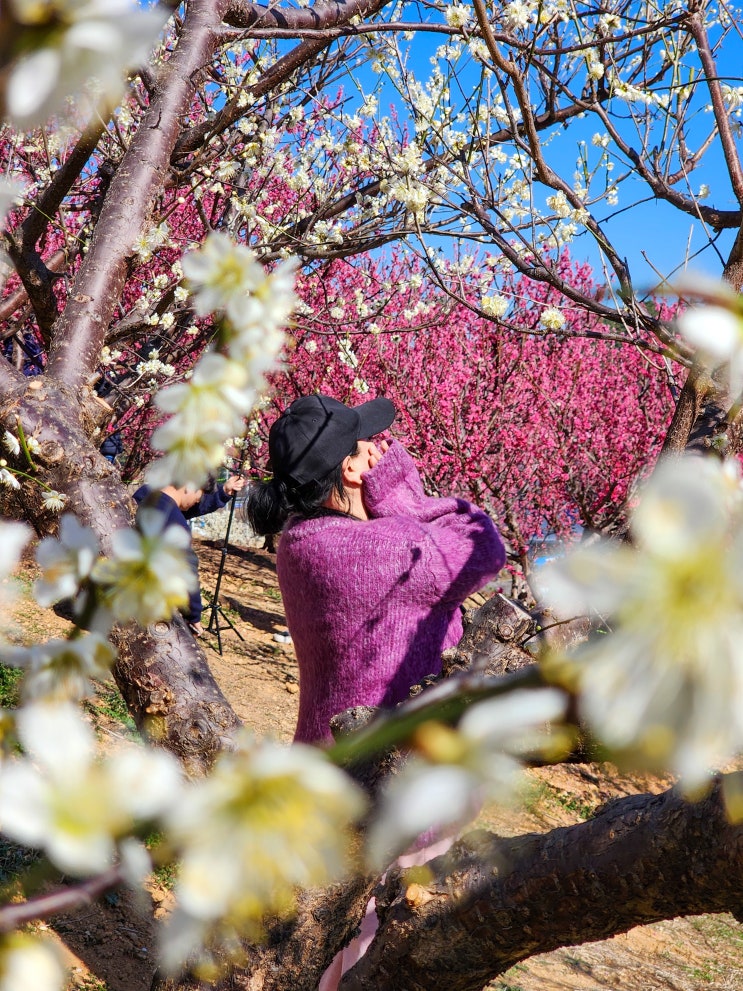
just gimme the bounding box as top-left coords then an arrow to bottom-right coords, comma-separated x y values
361,440 -> 430,518
191,475 -> 245,518
183,545 -> 204,629
360,441 -> 506,603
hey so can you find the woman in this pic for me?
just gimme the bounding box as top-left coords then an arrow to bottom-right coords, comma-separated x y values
247,393 -> 506,744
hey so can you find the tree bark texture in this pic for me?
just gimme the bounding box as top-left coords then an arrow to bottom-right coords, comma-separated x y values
46,0 -> 232,390
340,782 -> 743,991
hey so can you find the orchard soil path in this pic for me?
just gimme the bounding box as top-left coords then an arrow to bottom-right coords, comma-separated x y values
9,531 -> 743,991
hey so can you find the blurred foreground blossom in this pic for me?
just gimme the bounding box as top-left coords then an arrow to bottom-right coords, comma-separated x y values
0,703 -> 183,875
182,233 -> 275,329
538,455 -> 743,792
149,352 -> 252,489
4,0 -> 167,128
160,732 -> 365,975
0,933 -> 66,991
0,520 -> 31,641
0,520 -> 30,580
0,180 -> 24,222
366,688 -> 566,868
673,273 -> 743,394
6,632 -> 116,703
92,508 -> 196,626
35,514 -> 99,609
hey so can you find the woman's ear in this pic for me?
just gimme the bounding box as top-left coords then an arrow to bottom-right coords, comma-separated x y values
341,453 -> 364,488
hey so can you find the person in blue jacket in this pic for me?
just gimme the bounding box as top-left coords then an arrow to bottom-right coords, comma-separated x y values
133,475 -> 245,636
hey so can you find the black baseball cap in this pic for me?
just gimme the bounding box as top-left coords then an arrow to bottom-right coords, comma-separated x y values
269,394 -> 396,484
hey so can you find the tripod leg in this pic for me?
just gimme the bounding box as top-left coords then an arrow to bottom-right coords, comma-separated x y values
206,601 -> 224,655
217,605 -> 245,641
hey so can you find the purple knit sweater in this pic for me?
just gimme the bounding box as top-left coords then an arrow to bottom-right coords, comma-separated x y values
277,441 -> 506,744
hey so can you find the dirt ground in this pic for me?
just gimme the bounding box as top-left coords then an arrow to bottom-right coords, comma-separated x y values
8,533 -> 743,991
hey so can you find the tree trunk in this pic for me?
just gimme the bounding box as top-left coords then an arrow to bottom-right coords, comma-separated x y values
0,374 -> 241,772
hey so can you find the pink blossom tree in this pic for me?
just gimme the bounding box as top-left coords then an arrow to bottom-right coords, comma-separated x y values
256,252 -> 680,575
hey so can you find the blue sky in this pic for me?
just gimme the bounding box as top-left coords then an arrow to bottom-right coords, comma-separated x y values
326,4 -> 743,293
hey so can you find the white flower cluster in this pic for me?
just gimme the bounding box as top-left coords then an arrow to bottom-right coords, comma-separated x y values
159,733 -> 365,974
0,490 -> 370,985
367,689 -> 566,867
481,294 -> 510,318
539,455 -> 743,792
0,703 -> 183,876
540,306 -> 566,330
147,233 -> 298,489
445,4 -> 472,29
503,0 -> 537,31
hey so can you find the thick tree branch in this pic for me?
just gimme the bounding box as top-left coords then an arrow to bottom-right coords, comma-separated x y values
174,0 -> 392,160
20,117 -> 107,253
341,781 -> 743,990
690,13 -> 743,206
224,0 -> 383,30
46,0 -> 231,390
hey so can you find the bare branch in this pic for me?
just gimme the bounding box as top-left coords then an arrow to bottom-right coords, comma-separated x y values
0,867 -> 124,933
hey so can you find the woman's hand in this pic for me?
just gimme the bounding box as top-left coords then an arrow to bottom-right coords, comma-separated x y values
366,439 -> 389,471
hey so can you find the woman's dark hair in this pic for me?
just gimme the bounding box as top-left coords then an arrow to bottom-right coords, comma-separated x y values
244,444 -> 358,536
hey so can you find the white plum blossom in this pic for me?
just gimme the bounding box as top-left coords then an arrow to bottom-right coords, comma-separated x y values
226,257 -> 298,365
481,294 -> 509,318
0,520 -> 31,643
6,632 -> 116,703
160,732 -> 365,973
182,232 -> 270,328
2,431 -> 20,456
0,934 -> 66,991
540,306 -> 566,330
587,59 -> 605,80
5,0 -> 167,128
152,234 -> 297,488
503,0 -> 536,30
445,4 -> 472,29
539,455 -> 743,792
367,688 -> 566,867
148,353 -> 252,489
679,304 -> 741,358
0,180 -> 25,224
92,508 -> 196,626
0,520 -> 31,580
0,467 -> 20,490
35,514 -> 100,608
0,703 -> 183,875
41,489 -> 68,512
546,191 -> 572,218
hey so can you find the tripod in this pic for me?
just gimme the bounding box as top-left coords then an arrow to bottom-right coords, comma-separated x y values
205,479 -> 246,655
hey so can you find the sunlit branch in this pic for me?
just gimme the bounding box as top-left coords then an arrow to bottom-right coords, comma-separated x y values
0,866 -> 124,933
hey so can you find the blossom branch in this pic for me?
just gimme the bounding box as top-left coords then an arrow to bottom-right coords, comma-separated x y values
0,865 -> 124,933
174,0 -> 393,160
